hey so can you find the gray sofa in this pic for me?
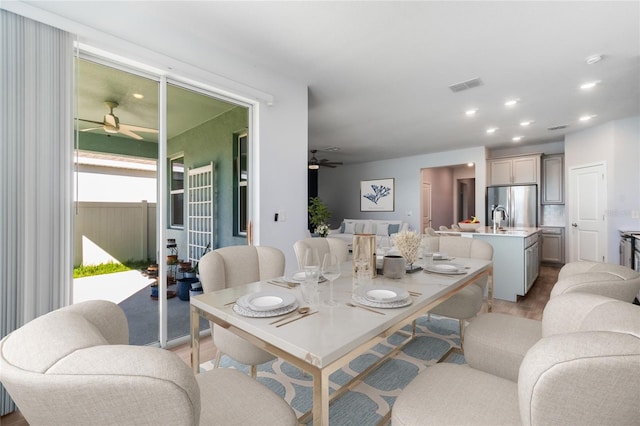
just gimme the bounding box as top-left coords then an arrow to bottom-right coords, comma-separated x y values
328,218 -> 409,247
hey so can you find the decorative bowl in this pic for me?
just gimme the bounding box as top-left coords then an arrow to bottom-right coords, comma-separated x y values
458,222 -> 482,231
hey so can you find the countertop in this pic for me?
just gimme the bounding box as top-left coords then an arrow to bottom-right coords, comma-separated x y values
436,226 -> 542,238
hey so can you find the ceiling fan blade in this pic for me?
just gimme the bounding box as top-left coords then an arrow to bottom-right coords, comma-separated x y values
120,123 -> 159,134
117,127 -> 144,140
319,163 -> 337,168
78,118 -> 105,126
80,127 -> 103,132
104,114 -> 118,128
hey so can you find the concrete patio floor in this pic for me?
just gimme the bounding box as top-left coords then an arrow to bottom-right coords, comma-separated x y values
73,270 -> 206,345
73,270 -> 155,304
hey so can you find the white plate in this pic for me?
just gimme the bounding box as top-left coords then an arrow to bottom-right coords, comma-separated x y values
356,285 -> 409,303
238,290 -> 296,312
233,301 -> 299,318
351,293 -> 412,309
424,263 -> 466,275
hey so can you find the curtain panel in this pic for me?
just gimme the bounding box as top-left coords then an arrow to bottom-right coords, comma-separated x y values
0,10 -> 74,415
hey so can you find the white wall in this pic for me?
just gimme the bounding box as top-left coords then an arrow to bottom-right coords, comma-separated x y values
319,147 -> 487,232
565,116 -> 640,263
6,3 -> 310,271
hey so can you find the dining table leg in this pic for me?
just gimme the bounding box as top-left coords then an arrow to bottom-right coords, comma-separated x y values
312,368 -> 330,425
190,304 -> 201,374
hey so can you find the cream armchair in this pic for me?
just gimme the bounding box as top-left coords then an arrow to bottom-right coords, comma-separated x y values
293,237 -> 349,269
425,236 -> 493,347
392,293 -> 640,425
552,260 -> 640,302
198,245 -> 284,377
0,300 -> 297,426
465,261 -> 640,381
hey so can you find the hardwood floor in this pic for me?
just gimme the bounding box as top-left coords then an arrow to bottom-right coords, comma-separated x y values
1,264 -> 560,425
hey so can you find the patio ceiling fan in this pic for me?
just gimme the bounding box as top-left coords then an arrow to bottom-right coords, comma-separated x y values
79,101 -> 158,140
308,150 -> 343,169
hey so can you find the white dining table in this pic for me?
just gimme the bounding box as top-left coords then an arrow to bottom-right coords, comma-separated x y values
190,257 -> 493,426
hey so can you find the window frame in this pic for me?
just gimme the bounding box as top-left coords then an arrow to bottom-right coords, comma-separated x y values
169,153 -> 185,229
233,131 -> 248,237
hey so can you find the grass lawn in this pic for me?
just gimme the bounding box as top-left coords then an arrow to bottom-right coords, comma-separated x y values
74,259 -> 154,278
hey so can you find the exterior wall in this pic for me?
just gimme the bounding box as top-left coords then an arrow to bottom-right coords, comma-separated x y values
168,106 -> 248,252
74,201 -> 157,266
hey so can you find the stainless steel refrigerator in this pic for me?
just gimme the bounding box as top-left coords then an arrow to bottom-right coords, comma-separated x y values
486,184 -> 538,227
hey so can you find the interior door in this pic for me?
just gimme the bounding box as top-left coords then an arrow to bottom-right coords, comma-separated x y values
421,182 -> 432,233
569,163 -> 607,262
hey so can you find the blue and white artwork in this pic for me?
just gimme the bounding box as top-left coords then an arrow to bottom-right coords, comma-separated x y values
361,178 -> 394,211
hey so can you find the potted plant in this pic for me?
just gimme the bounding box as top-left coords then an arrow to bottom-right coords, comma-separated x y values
308,197 -> 332,236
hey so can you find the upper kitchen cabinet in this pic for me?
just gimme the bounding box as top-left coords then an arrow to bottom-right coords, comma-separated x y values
488,154 -> 540,185
541,154 -> 564,204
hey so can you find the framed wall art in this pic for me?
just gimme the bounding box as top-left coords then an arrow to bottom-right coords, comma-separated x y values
360,178 -> 394,212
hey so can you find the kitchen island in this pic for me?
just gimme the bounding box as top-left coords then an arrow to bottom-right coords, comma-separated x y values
436,226 -> 541,301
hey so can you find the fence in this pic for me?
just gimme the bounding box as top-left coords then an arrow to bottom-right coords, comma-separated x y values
74,201 -> 157,266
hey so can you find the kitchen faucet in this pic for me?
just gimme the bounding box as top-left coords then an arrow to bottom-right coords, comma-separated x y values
493,205 -> 508,230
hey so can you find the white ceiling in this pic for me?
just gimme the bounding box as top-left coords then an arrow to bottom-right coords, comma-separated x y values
20,1 -> 640,164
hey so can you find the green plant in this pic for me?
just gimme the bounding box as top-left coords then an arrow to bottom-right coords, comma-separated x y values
191,242 -> 211,274
308,197 -> 332,229
73,259 -> 153,278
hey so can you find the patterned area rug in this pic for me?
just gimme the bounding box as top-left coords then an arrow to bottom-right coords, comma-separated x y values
200,315 -> 465,425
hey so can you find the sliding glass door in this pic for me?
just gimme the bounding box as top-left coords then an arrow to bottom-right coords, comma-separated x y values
74,55 -> 251,348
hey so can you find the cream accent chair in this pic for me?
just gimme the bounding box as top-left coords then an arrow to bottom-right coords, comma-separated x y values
293,237 -> 350,269
464,260 -> 640,381
552,260 -> 640,302
0,300 -> 297,426
392,293 -> 640,425
198,245 -> 284,377
425,236 -> 493,348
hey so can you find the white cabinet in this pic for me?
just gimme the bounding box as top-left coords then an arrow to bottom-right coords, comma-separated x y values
541,227 -> 564,264
542,154 -> 564,204
525,239 -> 540,292
488,155 -> 540,185
473,231 -> 540,302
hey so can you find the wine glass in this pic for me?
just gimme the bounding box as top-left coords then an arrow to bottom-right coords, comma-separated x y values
301,248 -> 321,305
321,253 -> 341,306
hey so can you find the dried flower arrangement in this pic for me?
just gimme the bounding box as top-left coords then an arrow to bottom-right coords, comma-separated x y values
393,230 -> 421,267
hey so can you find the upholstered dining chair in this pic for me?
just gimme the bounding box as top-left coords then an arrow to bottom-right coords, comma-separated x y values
198,245 -> 284,377
427,236 -> 493,349
552,260 -> 640,302
0,300 -> 297,426
423,227 -> 438,237
293,237 -> 350,269
393,293 -> 640,426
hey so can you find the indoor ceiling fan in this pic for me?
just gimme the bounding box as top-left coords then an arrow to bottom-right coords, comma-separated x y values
79,101 -> 158,140
308,150 -> 343,169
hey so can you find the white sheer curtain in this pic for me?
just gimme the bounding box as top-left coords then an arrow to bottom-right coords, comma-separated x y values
0,10 -> 74,415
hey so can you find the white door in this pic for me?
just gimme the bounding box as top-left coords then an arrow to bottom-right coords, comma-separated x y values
421,182 -> 432,233
569,163 -> 607,262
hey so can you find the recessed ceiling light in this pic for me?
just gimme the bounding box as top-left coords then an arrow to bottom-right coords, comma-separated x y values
133,93 -> 144,99
520,120 -> 534,127
504,99 -> 519,107
512,136 -> 523,142
467,162 -> 474,167
486,127 -> 498,134
585,54 -> 603,65
465,109 -> 478,116
579,114 -> 597,122
580,80 -> 601,90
